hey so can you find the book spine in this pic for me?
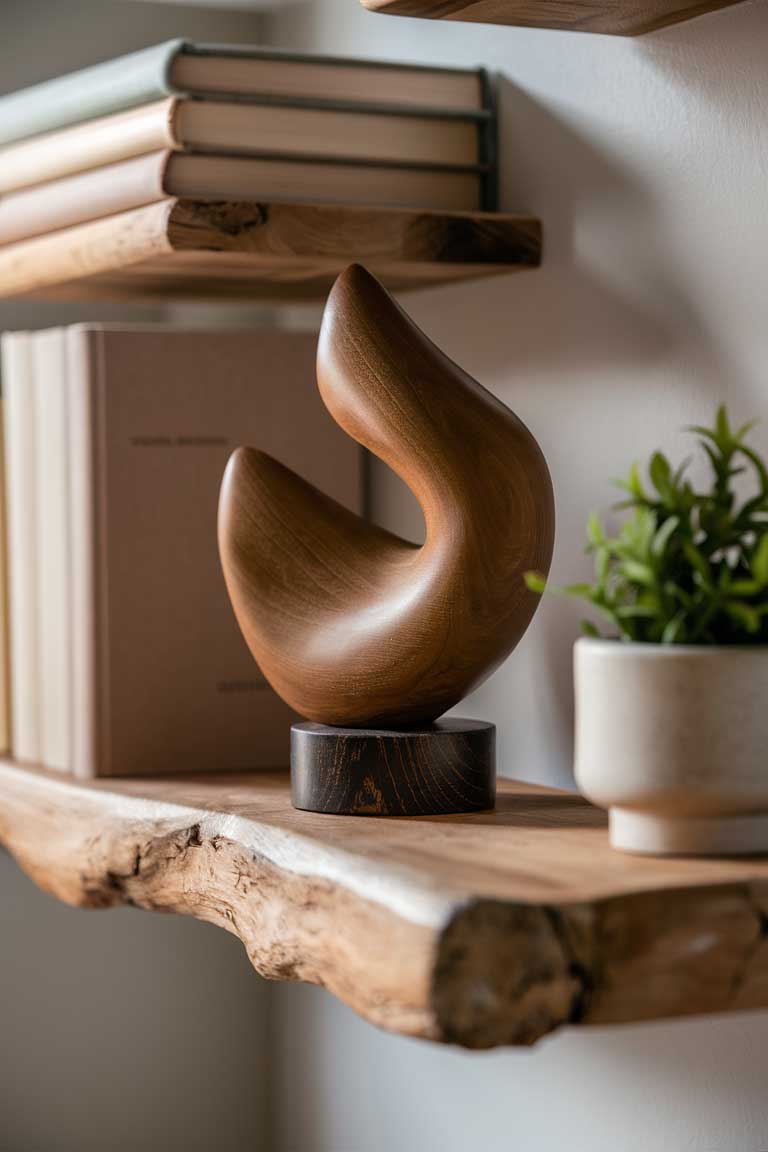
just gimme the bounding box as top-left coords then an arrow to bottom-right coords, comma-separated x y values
67,329 -> 99,778
0,153 -> 170,247
2,333 -> 39,763
0,40 -> 182,147
0,100 -> 178,196
32,330 -> 71,772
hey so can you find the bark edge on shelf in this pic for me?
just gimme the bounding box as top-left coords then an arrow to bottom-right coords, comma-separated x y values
1,759 -> 767,1049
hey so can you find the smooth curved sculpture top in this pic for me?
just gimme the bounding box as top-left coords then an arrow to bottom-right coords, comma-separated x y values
218,264 -> 554,728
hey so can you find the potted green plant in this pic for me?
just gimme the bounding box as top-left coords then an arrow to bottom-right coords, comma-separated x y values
526,407 -> 768,856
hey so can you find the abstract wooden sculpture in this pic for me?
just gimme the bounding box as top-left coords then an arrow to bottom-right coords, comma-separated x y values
218,264 -> 554,814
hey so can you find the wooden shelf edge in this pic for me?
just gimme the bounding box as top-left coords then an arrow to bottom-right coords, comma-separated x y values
360,0 -> 745,36
1,760 -> 767,1049
0,199 -> 542,303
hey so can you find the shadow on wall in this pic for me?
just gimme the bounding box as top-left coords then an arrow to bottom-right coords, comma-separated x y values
270,979 -> 768,1152
409,76 -> 737,397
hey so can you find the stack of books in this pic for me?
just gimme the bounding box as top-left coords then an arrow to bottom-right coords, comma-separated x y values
0,326 -> 361,777
0,40 -> 496,255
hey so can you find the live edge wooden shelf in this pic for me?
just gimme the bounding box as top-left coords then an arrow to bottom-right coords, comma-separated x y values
2,761 -> 767,1049
360,0 -> 745,36
0,199 -> 541,303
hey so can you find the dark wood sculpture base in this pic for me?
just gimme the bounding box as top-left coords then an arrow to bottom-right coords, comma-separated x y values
291,719 -> 495,816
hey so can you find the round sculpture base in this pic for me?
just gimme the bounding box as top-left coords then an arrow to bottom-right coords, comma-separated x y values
291,718 -> 496,817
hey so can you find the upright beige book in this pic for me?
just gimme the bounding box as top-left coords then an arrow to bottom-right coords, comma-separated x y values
65,325 -> 361,776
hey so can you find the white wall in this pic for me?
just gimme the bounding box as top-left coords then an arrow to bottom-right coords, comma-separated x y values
0,5 -> 273,1151
263,2 -> 768,1149
0,852 -> 271,1152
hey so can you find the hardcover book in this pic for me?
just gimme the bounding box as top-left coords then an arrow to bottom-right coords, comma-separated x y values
0,40 -> 486,146
0,150 -> 482,245
0,98 -> 481,195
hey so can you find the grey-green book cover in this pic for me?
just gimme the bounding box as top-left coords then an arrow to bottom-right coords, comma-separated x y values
0,41 -> 488,148
0,41 -> 183,147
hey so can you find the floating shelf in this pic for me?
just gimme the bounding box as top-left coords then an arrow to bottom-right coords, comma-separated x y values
0,199 -> 541,303
360,0 -> 744,36
2,759 -> 767,1049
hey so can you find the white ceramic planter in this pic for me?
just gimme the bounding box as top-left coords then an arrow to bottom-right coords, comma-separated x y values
574,637 -> 768,856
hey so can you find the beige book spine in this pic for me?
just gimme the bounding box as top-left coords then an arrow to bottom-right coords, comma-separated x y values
173,101 -> 478,167
2,332 -> 39,763
67,328 -> 100,778
32,329 -> 71,773
0,100 -> 178,195
0,152 -> 172,246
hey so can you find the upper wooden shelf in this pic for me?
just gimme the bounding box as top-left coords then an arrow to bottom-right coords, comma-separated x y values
0,199 -> 541,303
360,0 -> 744,36
1,759 -> 767,1049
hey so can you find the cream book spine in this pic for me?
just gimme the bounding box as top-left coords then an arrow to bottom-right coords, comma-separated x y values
2,332 -> 39,762
67,329 -> 99,778
0,100 -> 177,195
32,329 -> 71,772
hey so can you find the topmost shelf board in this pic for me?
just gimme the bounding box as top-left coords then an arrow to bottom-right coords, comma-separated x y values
360,0 -> 745,36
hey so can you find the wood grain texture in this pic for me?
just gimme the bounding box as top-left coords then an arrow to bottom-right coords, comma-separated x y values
218,264 -> 554,727
360,0 -> 745,35
2,760 -> 768,1048
291,719 -> 495,815
0,199 -> 541,302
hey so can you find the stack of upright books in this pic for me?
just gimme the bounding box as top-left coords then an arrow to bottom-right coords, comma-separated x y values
0,325 -> 362,777
0,40 -> 496,256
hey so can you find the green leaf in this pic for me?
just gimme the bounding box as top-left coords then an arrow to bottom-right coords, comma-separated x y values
621,560 -> 657,587
614,462 -> 648,504
524,571 -> 547,594
671,458 -> 691,489
689,425 -> 721,447
652,515 -> 679,557
586,512 -> 605,548
736,418 -> 759,442
661,612 -> 686,644
741,444 -> 768,493
730,579 -> 761,596
580,620 -> 600,638
615,604 -> 657,619
725,601 -> 761,633
716,404 -> 731,447
752,534 -> 768,585
649,452 -> 673,500
683,540 -> 712,587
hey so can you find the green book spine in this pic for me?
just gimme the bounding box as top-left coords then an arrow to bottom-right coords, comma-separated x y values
0,40 -> 183,147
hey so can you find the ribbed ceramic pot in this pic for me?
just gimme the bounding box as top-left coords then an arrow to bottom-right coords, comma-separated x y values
574,637 -> 768,856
